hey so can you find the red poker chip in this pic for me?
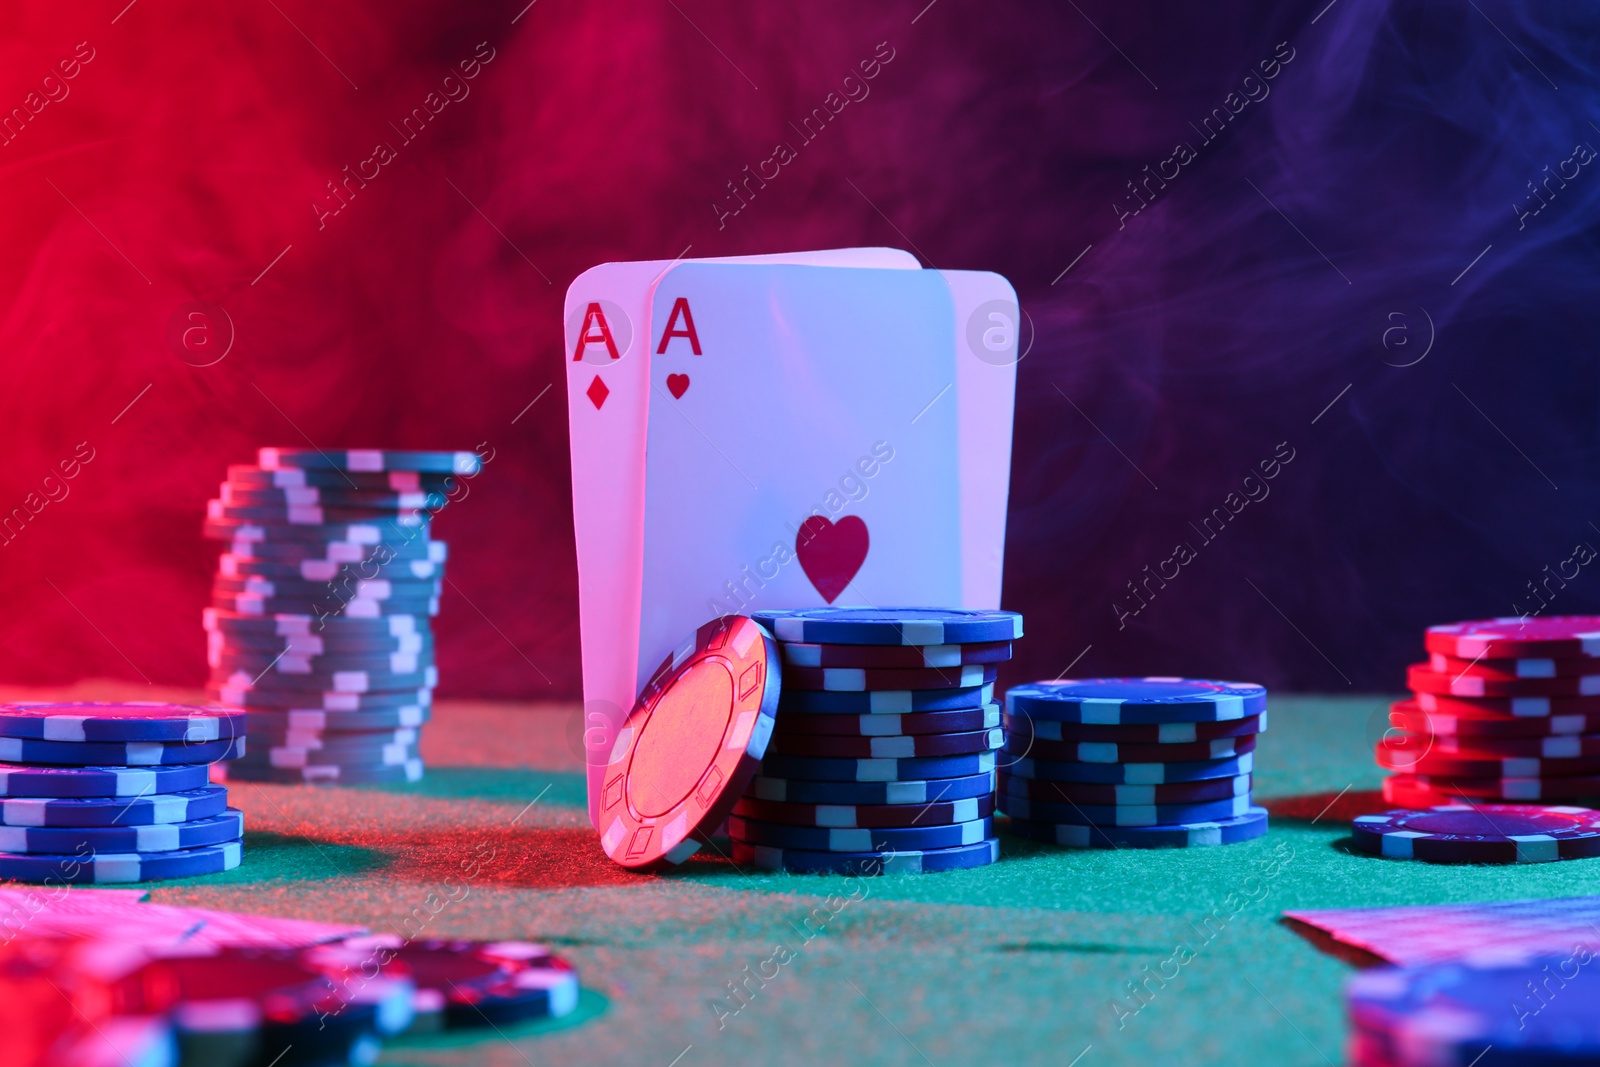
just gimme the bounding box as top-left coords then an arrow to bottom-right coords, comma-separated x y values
1351,803 -> 1600,863
1382,771 -> 1600,804
1420,730 -> 1600,759
1389,698 -> 1600,738
598,616 -> 780,871
1375,739 -> 1600,777
1407,664 -> 1600,698
1412,691 -> 1600,718
1425,617 -> 1600,659
1428,651 -> 1600,681
1007,734 -> 1257,765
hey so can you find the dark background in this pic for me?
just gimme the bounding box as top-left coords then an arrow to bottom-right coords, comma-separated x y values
1,1 -> 1596,698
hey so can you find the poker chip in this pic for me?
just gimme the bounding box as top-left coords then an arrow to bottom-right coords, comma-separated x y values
208,665 -> 438,693
781,663 -> 998,692
0,702 -> 245,743
0,762 -> 212,798
209,687 -> 431,711
1005,806 -> 1270,849
0,784 -> 230,827
1004,711 -> 1266,744
203,519 -> 432,544
217,554 -> 444,582
734,836 -> 1000,874
597,615 -> 779,870
246,726 -> 418,751
221,758 -> 425,785
0,734 -> 243,767
224,537 -> 445,562
1413,690 -> 1600,717
0,809 -> 243,854
211,575 -> 443,600
209,629 -> 431,656
1406,664 -> 1600,698
210,649 -> 429,676
1006,751 -> 1255,785
997,771 -> 1253,805
781,640 -> 1013,669
752,607 -> 1023,646
1381,771 -> 1600,804
728,813 -> 994,851
1350,803 -> 1600,863
258,446 -> 483,474
1374,742 -> 1600,778
238,705 -> 429,731
1424,616 -> 1600,659
211,594 -> 440,618
122,942 -> 414,1066
1418,730 -> 1600,758
0,840 -> 242,883
779,682 -> 994,714
1388,698 -> 1600,738
756,751 -> 996,783
228,463 -> 459,491
1347,954 -> 1600,1066
1428,650 -> 1600,680
207,501 -> 431,526
219,485 -> 447,510
304,936 -> 578,1032
1011,734 -> 1257,765
203,608 -> 424,637
233,739 -> 415,769
1006,678 -> 1267,724
722,608 -> 1013,874
745,770 -> 996,806
765,727 -> 1003,759
732,793 -> 996,829
998,792 -> 1257,826
773,705 -> 1001,736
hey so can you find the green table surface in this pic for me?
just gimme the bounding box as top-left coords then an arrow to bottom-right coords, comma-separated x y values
29,682 -> 1599,1067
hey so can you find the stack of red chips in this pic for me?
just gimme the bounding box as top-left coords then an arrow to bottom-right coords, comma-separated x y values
1379,616 -> 1600,807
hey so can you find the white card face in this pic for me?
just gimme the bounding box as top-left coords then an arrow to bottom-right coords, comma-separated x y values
563,248 -> 920,828
636,263 -> 963,693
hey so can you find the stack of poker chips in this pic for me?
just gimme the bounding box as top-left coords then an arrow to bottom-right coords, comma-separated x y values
0,702 -> 245,883
733,607 -> 1023,875
1346,953 -> 1600,1065
998,678 -> 1269,849
202,447 -> 481,785
1380,615 -> 1600,807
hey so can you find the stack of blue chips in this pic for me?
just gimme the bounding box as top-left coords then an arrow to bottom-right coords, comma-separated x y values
202,448 -> 480,785
735,607 -> 1023,874
0,702 -> 246,883
999,678 -> 1270,848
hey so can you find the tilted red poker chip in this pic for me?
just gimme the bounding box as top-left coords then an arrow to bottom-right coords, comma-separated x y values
1424,616 -> 1600,659
599,616 -> 780,870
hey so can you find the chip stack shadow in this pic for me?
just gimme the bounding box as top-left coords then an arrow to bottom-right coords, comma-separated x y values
737,607 -> 1023,874
202,447 -> 482,785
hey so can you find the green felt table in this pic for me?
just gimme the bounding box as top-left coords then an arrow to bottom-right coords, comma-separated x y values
23,683 -> 1596,1066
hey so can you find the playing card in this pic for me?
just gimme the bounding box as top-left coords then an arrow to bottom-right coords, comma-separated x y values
635,262 -> 967,692
1286,895 -> 1600,967
564,249 -> 919,827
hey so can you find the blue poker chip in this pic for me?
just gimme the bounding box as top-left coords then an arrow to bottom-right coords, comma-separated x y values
0,702 -> 245,743
203,608 -> 428,637
1005,806 -> 1269,849
203,518 -> 433,543
1347,955 -> 1600,1066
0,785 -> 230,827
258,447 -> 484,475
779,683 -> 995,714
1005,678 -> 1267,724
728,814 -> 993,852
208,664 -> 438,692
216,555 -> 445,582
0,809 -> 243,854
229,463 -> 461,490
0,734 -> 244,767
745,770 -> 996,806
223,537 -> 446,562
225,757 -> 425,784
757,751 -> 995,782
208,687 -> 432,711
733,836 -> 999,873
210,594 -> 439,618
997,792 -> 1256,827
753,607 -> 1022,646
0,839 -> 243,883
0,762 -> 213,798
1005,751 -> 1254,784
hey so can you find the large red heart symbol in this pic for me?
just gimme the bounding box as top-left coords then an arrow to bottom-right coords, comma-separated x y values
666,373 -> 690,399
795,515 -> 869,604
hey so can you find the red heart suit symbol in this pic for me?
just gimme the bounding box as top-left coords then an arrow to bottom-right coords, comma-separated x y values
666,374 -> 690,399
795,515 -> 869,604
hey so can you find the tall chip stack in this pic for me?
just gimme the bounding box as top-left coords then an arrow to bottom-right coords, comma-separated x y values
732,607 -> 1023,874
0,702 -> 246,883
202,448 -> 481,785
998,678 -> 1269,849
1380,615 -> 1600,807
